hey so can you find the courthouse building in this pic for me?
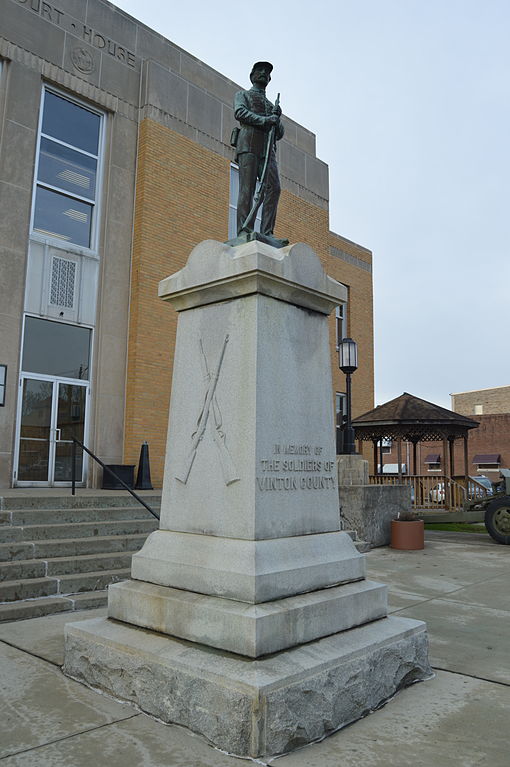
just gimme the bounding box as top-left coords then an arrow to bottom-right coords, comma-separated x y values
0,0 -> 374,488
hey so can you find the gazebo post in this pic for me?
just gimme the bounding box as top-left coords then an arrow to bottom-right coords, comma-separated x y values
397,438 -> 403,481
449,437 -> 455,480
372,440 -> 378,475
463,435 -> 469,485
412,440 -> 418,476
450,437 -> 457,509
443,436 -> 451,509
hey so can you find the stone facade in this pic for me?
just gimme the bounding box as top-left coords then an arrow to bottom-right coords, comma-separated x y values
0,0 -> 374,488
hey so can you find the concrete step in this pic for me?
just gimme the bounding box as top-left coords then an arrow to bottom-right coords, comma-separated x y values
0,494 -> 161,511
0,527 -> 23,543
48,551 -> 133,576
0,589 -> 107,622
0,575 -> 59,602
15,518 -> 159,541
0,493 -> 157,622
0,559 -> 47,581
0,542 -> 35,563
0,550 -> 134,581
0,533 -> 149,562
0,505 -> 159,526
0,568 -> 130,603
56,568 -> 130,594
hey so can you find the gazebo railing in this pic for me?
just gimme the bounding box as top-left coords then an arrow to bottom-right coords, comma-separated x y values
368,474 -> 487,511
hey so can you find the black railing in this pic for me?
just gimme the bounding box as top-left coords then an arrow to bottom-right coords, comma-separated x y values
71,438 -> 159,520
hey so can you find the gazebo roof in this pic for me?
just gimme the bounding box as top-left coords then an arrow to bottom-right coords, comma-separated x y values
352,392 -> 479,442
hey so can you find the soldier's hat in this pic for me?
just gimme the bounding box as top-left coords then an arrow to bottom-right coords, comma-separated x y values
250,61 -> 273,77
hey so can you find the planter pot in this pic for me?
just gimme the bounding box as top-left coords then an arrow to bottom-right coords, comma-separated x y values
390,519 -> 424,550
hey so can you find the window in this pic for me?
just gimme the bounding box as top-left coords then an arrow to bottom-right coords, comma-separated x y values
22,317 -> 91,380
0,365 -> 6,406
32,89 -> 103,249
335,299 -> 348,349
474,404 -> 483,415
228,163 -> 262,239
425,453 -> 441,471
381,438 -> 392,454
335,392 -> 346,453
473,454 -> 500,472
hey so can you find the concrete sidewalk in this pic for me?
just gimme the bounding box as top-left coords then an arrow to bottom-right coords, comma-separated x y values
0,532 -> 508,766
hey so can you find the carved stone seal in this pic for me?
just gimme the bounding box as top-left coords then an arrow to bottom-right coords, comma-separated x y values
71,47 -> 95,74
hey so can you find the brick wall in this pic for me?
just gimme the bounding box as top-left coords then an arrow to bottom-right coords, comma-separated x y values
124,119 -> 230,483
452,386 -> 510,416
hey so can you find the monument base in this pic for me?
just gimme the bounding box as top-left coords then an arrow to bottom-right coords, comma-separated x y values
107,577 -> 387,657
64,615 -> 431,759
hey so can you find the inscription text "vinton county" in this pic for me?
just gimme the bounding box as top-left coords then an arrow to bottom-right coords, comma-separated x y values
256,444 -> 336,492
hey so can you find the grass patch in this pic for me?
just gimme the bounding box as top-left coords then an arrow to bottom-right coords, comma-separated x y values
425,523 -> 486,533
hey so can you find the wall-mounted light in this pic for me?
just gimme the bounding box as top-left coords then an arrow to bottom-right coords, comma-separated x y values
0,366 -> 6,407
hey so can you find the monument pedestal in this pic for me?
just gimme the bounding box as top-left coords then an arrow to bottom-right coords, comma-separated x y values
64,240 -> 431,758
65,615 -> 429,758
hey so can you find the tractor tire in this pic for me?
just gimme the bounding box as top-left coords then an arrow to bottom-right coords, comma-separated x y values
484,496 -> 510,544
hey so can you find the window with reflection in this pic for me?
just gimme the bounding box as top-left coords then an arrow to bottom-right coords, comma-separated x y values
22,317 -> 91,380
32,90 -> 103,249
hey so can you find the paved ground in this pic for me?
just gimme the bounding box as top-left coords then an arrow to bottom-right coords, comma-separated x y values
0,531 -> 508,766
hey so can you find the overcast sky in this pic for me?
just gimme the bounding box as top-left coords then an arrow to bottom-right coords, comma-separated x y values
114,0 -> 510,410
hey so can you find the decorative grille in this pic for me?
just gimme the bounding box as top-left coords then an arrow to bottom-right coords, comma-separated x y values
50,257 -> 76,308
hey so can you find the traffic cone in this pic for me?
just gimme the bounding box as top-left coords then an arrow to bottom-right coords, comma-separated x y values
135,441 -> 153,490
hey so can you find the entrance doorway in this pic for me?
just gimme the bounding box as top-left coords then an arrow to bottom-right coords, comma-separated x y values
14,316 -> 93,487
15,376 -> 88,486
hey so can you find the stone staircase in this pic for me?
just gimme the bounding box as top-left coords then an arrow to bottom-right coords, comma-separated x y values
0,494 -> 160,622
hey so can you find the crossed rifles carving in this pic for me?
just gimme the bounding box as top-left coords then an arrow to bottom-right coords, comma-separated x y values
175,334 -> 239,486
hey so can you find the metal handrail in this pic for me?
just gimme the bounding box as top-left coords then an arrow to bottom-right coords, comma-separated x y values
71,438 -> 159,520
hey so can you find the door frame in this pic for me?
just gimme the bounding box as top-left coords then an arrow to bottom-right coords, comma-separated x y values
13,372 -> 90,487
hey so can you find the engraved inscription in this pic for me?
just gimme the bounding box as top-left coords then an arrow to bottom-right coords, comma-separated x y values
175,336 -> 239,487
14,0 -> 137,68
257,444 -> 336,491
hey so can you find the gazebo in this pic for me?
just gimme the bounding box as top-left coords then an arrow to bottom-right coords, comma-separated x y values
352,392 -> 480,510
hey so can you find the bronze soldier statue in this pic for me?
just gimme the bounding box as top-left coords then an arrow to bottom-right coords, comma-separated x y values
231,61 -> 288,248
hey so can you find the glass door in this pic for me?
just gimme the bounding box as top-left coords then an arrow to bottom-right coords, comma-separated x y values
54,382 -> 87,483
15,376 -> 88,486
17,378 -> 54,484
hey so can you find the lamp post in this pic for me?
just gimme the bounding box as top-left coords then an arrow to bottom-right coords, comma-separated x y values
338,337 -> 358,455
